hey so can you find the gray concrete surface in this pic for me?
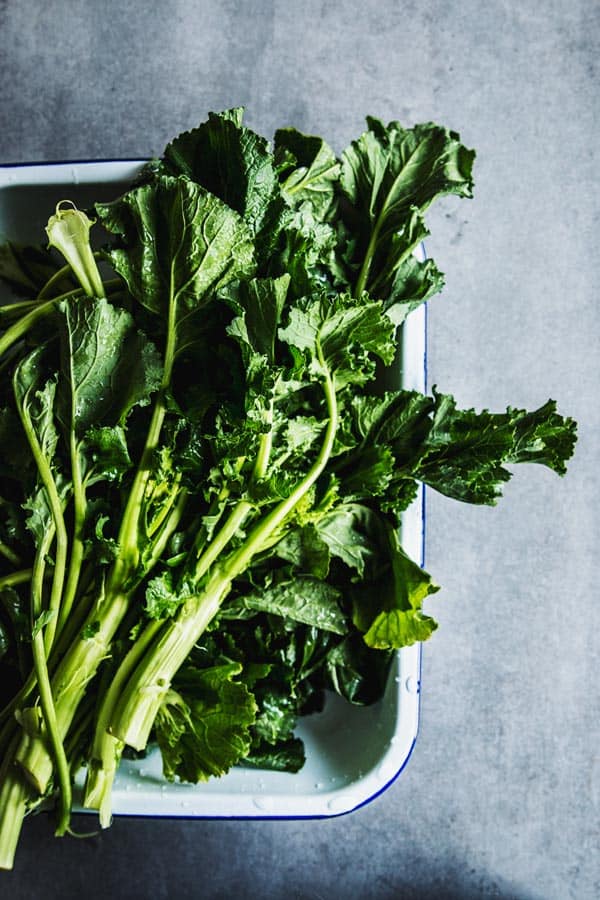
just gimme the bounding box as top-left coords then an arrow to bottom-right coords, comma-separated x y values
0,1 -> 598,897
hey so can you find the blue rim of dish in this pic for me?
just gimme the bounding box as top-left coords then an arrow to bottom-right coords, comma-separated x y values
0,157 -> 148,168
1,158 -> 428,822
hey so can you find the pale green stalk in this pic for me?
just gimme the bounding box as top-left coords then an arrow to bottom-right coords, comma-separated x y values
83,406 -> 273,818
13,276 -> 181,795
109,358 -> 337,752
25,530 -> 72,833
0,290 -> 79,362
0,736 -> 31,870
0,569 -> 32,590
14,373 -> 69,654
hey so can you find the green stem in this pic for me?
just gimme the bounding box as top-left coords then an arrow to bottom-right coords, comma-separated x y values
14,381 -> 69,655
82,618 -> 163,823
368,237 -> 419,295
0,291 -> 76,362
82,490 -> 188,820
56,435 -> 86,638
0,542 -> 22,568
193,399 -> 275,582
193,501 -> 252,582
0,300 -> 41,319
14,587 -> 133,794
6,260 -> 180,804
46,205 -> 106,299
36,263 -> 74,300
0,736 -> 32,870
23,530 -> 72,834
354,219 -> 382,298
141,489 -> 189,574
0,568 -> 32,590
113,284 -> 178,580
13,452 -> 187,795
80,407 -> 273,818
111,360 -> 338,751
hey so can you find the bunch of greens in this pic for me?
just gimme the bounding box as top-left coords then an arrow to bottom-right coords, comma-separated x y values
0,109 -> 576,868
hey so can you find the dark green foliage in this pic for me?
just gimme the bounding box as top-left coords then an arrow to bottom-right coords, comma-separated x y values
0,108 -> 576,848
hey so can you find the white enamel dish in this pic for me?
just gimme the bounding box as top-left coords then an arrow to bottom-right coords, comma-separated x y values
0,160 -> 426,819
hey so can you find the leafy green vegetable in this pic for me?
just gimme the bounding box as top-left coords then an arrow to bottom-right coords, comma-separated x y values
0,109 -> 576,869
155,663 -> 257,782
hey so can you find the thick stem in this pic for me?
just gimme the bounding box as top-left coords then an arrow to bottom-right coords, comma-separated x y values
83,412 -> 273,813
0,736 -> 32,871
82,490 -> 187,821
4,249 -> 181,821
29,628 -> 72,834
14,588 -> 132,794
82,618 -> 162,820
14,468 -> 188,793
17,531 -> 72,833
110,362 -> 338,752
109,582 -> 226,749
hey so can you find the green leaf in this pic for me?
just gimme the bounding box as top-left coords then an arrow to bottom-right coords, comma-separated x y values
325,634 -> 393,705
241,736 -> 305,773
13,349 -> 70,542
251,686 -> 297,745
57,295 -> 162,438
155,662 -> 257,782
31,609 -> 56,640
414,391 -> 578,504
334,444 -> 396,500
87,511 -> 120,565
225,577 -> 347,635
81,620 -> 100,640
145,570 -> 190,621
159,109 -> 284,258
363,207 -> 445,322
95,176 -> 256,323
350,390 -> 434,456
337,389 -> 577,507
340,118 -> 475,298
278,292 -> 395,387
506,399 -> 578,473
315,503 -> 382,577
357,531 -> 439,650
13,349 -> 59,463
331,390 -> 432,507
225,274 -> 290,364
274,523 -> 331,579
84,425 -> 132,483
271,203 -> 345,298
275,127 -> 341,220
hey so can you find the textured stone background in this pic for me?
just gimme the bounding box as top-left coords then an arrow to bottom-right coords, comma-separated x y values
0,1 -> 598,897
